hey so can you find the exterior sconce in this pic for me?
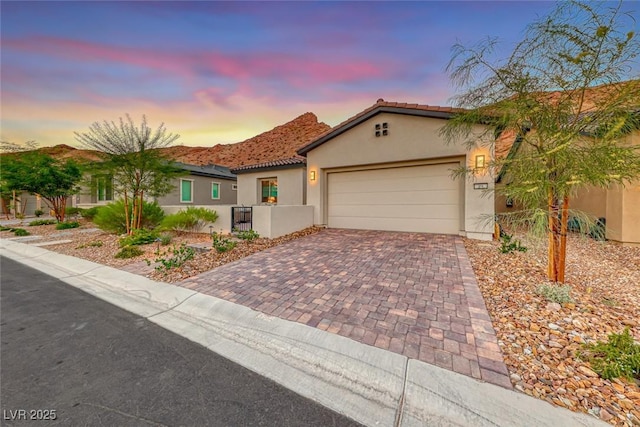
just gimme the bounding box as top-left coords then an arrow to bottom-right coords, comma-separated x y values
309,170 -> 316,181
475,154 -> 486,169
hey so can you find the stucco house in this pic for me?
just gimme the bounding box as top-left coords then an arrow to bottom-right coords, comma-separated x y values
295,100 -> 495,240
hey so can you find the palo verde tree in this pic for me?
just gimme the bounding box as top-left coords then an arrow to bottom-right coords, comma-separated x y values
442,1 -> 640,283
74,114 -> 182,235
0,152 -> 82,222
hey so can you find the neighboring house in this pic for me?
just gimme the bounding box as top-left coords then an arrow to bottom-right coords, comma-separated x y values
155,163 -> 237,206
77,162 -> 237,208
296,100 -> 495,240
231,158 -> 306,206
495,128 -> 640,246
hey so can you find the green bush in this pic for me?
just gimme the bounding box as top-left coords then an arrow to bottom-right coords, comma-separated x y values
56,221 -> 80,230
0,226 -> 12,231
160,207 -> 218,232
80,206 -> 101,221
34,209 -> 45,217
579,328 -> 640,380
159,233 -> 172,245
212,232 -> 236,253
13,228 -> 30,236
76,240 -> 103,249
235,229 -> 260,242
154,244 -> 195,272
65,206 -> 82,217
114,246 -> 145,259
499,234 -> 527,254
29,219 -> 57,226
536,283 -> 574,303
93,200 -> 165,234
119,229 -> 158,247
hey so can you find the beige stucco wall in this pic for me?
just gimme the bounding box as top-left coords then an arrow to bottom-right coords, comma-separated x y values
156,175 -> 237,206
252,205 -> 314,238
306,113 -> 494,240
237,167 -> 306,206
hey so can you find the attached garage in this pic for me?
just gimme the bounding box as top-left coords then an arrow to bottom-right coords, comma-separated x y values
327,163 -> 461,234
298,100 -> 495,241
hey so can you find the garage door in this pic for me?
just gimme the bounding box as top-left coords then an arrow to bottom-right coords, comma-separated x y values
327,163 -> 460,234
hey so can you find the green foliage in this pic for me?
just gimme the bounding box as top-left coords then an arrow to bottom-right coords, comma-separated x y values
56,221 -> 80,230
65,207 -> 82,217
0,226 -> 11,231
499,233 -> 527,254
76,240 -> 103,249
75,114 -> 182,233
34,209 -> 44,217
160,207 -> 218,232
0,152 -> 83,222
13,228 -> 30,236
579,328 -> 640,380
153,243 -> 195,272
93,200 -> 164,234
80,206 -> 101,221
118,229 -> 158,247
159,233 -> 172,245
536,283 -> 574,303
114,246 -> 144,259
235,228 -> 260,242
29,219 -> 57,226
212,232 -> 236,253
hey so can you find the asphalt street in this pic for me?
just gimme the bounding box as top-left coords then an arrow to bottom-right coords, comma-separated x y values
0,256 -> 362,427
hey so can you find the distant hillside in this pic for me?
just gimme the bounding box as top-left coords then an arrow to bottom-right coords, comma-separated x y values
2,112 -> 330,169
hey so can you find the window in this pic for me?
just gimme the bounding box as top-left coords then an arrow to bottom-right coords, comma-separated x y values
180,179 -> 193,203
93,175 -> 113,202
261,179 -> 277,203
211,182 -> 220,200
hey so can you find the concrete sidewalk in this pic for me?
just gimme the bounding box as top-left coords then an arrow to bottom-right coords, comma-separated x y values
0,239 -> 606,427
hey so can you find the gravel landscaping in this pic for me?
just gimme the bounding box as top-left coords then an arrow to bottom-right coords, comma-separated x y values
2,219 -> 638,425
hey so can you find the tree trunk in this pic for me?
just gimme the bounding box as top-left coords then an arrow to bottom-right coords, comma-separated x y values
557,196 -> 570,283
547,190 -> 560,282
136,191 -> 144,230
123,190 -> 131,235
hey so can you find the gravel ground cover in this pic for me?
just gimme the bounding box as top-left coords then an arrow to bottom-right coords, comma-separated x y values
465,235 -> 640,426
2,219 -> 638,425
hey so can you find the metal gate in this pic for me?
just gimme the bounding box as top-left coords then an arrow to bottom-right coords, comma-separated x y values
231,206 -> 252,231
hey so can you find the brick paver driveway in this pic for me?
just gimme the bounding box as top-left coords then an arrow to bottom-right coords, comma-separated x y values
177,229 -> 511,388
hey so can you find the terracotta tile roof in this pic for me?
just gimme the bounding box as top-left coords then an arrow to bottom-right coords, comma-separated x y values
165,112 -> 330,168
230,157 -> 305,174
298,99 -> 464,155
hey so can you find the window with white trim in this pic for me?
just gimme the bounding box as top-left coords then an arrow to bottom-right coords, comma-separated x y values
260,178 -> 277,203
211,182 -> 221,200
180,179 -> 193,203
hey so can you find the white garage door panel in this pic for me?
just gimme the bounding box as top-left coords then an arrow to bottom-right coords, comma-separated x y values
327,163 -> 460,234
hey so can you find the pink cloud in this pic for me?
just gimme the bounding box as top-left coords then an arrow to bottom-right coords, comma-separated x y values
5,36 -> 393,86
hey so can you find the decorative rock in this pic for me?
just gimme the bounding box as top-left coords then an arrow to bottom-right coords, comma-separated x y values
546,302 -> 562,311
548,323 -> 561,330
510,373 -> 522,382
529,323 -> 540,332
577,366 -> 599,378
599,408 -> 614,422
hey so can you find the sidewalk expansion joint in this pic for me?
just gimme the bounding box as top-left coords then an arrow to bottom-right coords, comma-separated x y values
393,357 -> 409,427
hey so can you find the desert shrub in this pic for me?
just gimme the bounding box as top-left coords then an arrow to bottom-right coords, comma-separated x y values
56,221 -> 80,230
114,246 -> 144,259
13,228 -> 30,236
159,233 -> 172,245
29,219 -> 57,226
579,328 -> 640,380
160,207 -> 218,232
0,226 -> 11,231
536,283 -> 573,303
499,233 -> 527,254
235,228 -> 260,242
34,209 -> 45,217
76,240 -> 103,249
93,200 -> 165,234
80,206 -> 101,221
119,229 -> 158,247
65,206 -> 82,217
154,244 -> 195,272
212,232 -> 236,253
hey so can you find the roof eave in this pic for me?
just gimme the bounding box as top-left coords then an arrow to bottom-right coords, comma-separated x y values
232,162 -> 306,175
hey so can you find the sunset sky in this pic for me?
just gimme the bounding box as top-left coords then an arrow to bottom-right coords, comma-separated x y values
2,1 -> 630,149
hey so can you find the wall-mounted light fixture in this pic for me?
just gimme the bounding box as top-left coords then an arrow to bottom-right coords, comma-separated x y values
475,154 -> 486,169
309,170 -> 316,181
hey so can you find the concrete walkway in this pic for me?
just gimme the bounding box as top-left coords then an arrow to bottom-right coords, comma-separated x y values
0,239 -> 605,427
177,229 -> 510,388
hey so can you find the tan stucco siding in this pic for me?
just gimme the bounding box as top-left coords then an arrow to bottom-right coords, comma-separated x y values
155,175 -> 237,206
306,113 -> 494,239
237,167 -> 305,206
